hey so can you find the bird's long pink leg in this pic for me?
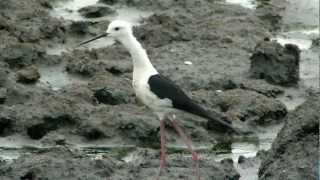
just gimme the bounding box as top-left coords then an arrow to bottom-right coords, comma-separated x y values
155,119 -> 167,180
170,116 -> 201,180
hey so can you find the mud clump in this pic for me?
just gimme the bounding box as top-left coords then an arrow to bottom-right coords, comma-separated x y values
239,79 -> 284,98
0,117 -> 11,136
80,124 -> 107,140
78,5 -> 116,18
0,68 -> 8,87
194,89 -> 287,125
312,37 -> 320,47
99,0 -> 117,5
259,94 -> 320,180
135,13 -> 191,48
27,115 -> 77,140
0,88 -> 7,104
68,21 -> 91,35
65,47 -> 131,77
17,66 -> 41,84
250,41 -> 300,86
0,43 -> 45,68
0,147 -> 116,179
94,88 -> 129,105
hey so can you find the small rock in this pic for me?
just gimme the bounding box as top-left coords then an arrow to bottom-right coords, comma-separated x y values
17,66 -> 41,84
239,79 -> 284,97
0,16 -> 9,30
98,0 -> 117,5
55,138 -> 67,146
117,117 -> 159,147
221,158 -> 233,165
220,158 -> 241,179
20,171 -> 36,180
312,37 -> 319,47
250,41 -> 300,86
0,157 -> 5,165
0,69 -> 8,87
78,5 -> 116,18
41,134 -> 67,146
39,0 -> 53,9
221,36 -> 233,43
81,125 -> 107,140
94,88 -> 129,105
27,123 -> 50,140
0,88 -> 7,104
0,117 -> 11,135
68,21 -> 91,35
238,155 -> 246,164
27,115 -> 76,140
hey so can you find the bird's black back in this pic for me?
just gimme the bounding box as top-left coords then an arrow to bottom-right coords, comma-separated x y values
148,74 -> 199,112
148,74 -> 238,133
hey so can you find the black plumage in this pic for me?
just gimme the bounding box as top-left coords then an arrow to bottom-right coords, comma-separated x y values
148,74 -> 239,133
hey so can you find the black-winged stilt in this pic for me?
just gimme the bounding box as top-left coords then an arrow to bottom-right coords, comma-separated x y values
79,20 -> 240,180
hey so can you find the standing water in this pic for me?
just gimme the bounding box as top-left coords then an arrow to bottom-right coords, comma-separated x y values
274,0 -> 319,110
225,0 -> 257,9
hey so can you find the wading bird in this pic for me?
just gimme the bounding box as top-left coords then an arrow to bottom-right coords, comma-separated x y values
79,20 -> 239,180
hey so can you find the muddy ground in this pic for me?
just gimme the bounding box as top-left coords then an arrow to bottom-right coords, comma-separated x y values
0,0 -> 319,179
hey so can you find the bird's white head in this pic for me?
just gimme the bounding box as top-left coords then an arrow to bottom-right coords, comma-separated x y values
78,20 -> 134,47
106,20 -> 133,41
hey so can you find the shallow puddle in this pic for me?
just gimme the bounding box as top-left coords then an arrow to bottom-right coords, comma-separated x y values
49,0 -> 152,54
46,44 -> 71,55
215,123 -> 283,162
50,0 -> 100,21
225,0 -> 256,9
273,27 -> 319,109
37,64 -> 86,91
50,0 -> 152,23
276,87 -> 308,111
274,28 -> 318,50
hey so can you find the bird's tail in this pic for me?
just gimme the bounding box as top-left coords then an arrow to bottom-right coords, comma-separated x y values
186,101 -> 241,134
204,109 -> 242,134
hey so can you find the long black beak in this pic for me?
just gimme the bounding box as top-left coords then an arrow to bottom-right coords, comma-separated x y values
77,32 -> 109,47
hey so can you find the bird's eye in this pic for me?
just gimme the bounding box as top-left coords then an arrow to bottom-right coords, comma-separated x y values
114,27 -> 120,31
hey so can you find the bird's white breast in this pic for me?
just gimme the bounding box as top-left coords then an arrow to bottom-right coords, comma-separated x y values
132,71 -> 173,118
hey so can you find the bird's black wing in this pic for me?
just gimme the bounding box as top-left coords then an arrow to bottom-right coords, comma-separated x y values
148,74 -> 239,133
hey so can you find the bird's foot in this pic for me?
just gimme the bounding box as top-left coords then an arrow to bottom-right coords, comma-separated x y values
154,163 -> 167,180
192,152 -> 201,180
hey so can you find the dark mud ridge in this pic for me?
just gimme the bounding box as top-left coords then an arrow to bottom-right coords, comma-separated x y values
259,94 -> 319,180
0,0 -> 319,179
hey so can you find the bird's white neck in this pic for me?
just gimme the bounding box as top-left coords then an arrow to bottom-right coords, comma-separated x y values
119,34 -> 158,78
